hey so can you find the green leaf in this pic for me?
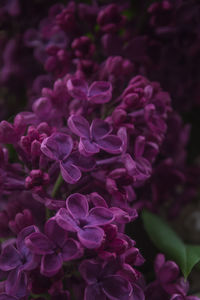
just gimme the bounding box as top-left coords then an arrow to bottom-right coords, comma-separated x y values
142,210 -> 200,278
185,245 -> 200,278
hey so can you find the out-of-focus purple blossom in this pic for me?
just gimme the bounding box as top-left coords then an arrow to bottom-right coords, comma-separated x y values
79,259 -> 133,300
97,4 -> 126,33
67,78 -> 112,104
8,209 -> 34,235
145,254 -> 194,299
56,193 -> 114,249
72,36 -> 96,59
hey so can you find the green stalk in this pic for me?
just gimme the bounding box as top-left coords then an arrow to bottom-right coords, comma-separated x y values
51,173 -> 63,198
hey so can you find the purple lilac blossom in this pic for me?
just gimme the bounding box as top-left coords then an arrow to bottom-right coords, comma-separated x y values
56,193 -> 114,249
0,1 -> 199,299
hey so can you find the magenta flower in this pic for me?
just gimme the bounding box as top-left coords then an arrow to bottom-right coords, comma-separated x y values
25,218 -> 82,277
41,132 -> 95,183
67,78 -> 112,103
0,226 -> 39,298
55,193 -> 114,249
79,259 -> 133,300
68,115 -> 122,156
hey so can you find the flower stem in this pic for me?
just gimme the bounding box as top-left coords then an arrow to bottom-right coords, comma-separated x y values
51,173 -> 63,198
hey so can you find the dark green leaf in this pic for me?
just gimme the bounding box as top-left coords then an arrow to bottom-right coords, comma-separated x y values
185,245 -> 200,278
142,210 -> 186,272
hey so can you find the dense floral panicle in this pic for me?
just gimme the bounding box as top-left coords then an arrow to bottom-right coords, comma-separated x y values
0,1 -> 199,298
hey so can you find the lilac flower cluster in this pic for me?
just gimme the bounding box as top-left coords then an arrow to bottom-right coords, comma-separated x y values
0,1 -> 199,299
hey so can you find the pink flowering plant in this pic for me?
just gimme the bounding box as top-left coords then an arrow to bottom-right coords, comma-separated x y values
0,0 -> 200,299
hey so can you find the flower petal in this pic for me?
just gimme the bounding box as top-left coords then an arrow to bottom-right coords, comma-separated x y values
68,115 -> 90,139
87,207 -> 113,226
25,232 -> 54,255
79,260 -> 101,284
67,78 -> 88,100
67,193 -> 88,219
97,135 -> 122,154
85,284 -> 106,300
88,81 -> 112,104
55,208 -> 78,232
102,275 -> 132,300
60,160 -> 81,184
0,245 -> 20,271
41,133 -> 73,161
79,138 -> 99,156
41,253 -> 63,277
17,225 -> 39,251
45,218 -> 68,248
6,269 -> 27,298
78,227 -> 104,249
62,238 -> 82,261
0,295 -> 17,300
91,119 -> 111,140
70,151 -> 96,171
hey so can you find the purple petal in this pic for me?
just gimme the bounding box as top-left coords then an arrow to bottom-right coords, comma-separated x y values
67,78 -> 88,100
88,81 -> 112,104
78,227 -> 104,249
6,269 -> 27,298
87,207 -> 113,226
130,284 -> 145,300
0,295 -> 17,300
85,284 -> 106,300
97,135 -> 122,154
25,232 -> 54,255
79,138 -> 99,156
62,238 -> 82,261
0,245 -> 20,271
154,253 -> 165,275
55,208 -> 78,232
134,136 -> 145,158
60,160 -> 81,184
45,218 -> 68,248
68,115 -> 90,139
89,193 -> 108,208
67,193 -> 88,219
17,225 -> 39,251
159,261 -> 180,284
91,119 -> 111,140
70,151 -> 96,171
41,133 -> 73,161
41,253 -> 63,277
79,260 -> 101,284
117,127 -> 127,154
102,275 -> 132,300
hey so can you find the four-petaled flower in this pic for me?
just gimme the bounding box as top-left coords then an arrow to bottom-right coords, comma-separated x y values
68,115 -> 122,156
67,78 -> 112,103
79,259 -> 133,300
55,193 -> 114,249
0,226 -> 39,298
41,132 -> 95,184
25,218 -> 82,277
